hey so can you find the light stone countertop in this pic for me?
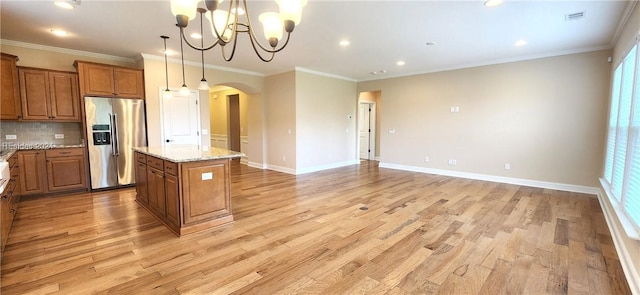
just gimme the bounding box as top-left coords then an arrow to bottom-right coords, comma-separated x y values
132,145 -> 244,163
0,144 -> 86,162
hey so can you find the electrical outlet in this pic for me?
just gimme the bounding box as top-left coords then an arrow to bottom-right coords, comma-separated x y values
448,159 -> 457,166
388,129 -> 396,134
504,163 -> 511,170
282,155 -> 286,162
425,156 -> 429,162
54,134 -> 64,139
5,135 -> 16,140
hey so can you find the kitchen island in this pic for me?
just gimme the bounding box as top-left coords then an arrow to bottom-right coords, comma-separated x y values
132,145 -> 243,236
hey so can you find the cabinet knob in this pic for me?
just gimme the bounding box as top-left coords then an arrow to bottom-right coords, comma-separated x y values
9,209 -> 15,214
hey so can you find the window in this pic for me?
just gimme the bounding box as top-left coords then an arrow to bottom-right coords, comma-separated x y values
604,41 -> 640,238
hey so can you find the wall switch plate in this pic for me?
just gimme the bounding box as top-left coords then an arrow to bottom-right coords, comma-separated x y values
504,163 -> 511,170
448,159 -> 457,165
54,134 -> 64,139
425,156 -> 429,162
388,129 -> 396,134
202,129 -> 209,135
5,135 -> 16,140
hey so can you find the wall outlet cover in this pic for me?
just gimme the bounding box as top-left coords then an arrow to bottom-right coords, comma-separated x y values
54,134 -> 65,139
5,135 -> 17,140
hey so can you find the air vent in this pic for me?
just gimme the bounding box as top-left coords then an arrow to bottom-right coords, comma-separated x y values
565,11 -> 585,21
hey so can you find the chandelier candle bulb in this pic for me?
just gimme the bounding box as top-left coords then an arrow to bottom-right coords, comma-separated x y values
171,0 -> 199,26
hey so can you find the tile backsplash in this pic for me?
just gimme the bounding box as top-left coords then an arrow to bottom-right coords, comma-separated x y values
0,122 -> 84,147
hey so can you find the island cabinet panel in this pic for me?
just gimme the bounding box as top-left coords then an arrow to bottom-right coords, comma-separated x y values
181,161 -> 230,225
135,158 -> 148,205
133,149 -> 236,236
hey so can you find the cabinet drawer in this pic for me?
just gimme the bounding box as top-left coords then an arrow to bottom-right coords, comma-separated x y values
46,148 -> 84,158
164,161 -> 178,176
4,180 -> 17,198
147,156 -> 163,171
136,153 -> 147,163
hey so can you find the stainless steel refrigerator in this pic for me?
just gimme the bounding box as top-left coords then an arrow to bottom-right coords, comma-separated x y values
84,97 -> 147,190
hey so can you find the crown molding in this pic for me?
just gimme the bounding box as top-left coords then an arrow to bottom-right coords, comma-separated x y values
294,67 -> 358,82
140,53 -> 264,77
0,39 -> 136,64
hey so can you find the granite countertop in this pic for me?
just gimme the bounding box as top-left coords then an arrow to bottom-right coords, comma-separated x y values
133,145 -> 244,163
0,144 -> 85,161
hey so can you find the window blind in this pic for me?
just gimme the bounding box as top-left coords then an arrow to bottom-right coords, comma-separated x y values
605,65 -> 622,183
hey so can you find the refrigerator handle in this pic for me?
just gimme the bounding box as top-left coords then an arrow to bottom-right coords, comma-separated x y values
112,113 -> 120,156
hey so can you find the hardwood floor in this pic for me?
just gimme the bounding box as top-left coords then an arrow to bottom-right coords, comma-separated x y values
0,161 -> 632,294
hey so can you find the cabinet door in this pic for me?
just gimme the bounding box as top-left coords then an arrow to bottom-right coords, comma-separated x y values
114,68 -> 144,98
19,68 -> 51,121
1,54 -> 21,120
165,174 -> 180,227
147,167 -> 165,216
135,161 -> 148,205
18,151 -> 46,195
181,160 -> 231,225
49,72 -> 80,121
81,63 -> 115,96
0,193 -> 11,251
46,155 -> 87,192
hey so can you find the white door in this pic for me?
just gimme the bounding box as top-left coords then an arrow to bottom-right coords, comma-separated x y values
160,89 -> 201,145
359,103 -> 371,159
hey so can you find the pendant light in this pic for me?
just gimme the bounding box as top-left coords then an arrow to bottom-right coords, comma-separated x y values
161,36 -> 173,99
178,27 -> 190,95
197,8 -> 209,91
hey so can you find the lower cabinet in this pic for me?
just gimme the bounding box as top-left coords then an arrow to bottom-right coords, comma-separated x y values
2,153 -> 21,252
18,148 -> 88,196
134,151 -> 233,236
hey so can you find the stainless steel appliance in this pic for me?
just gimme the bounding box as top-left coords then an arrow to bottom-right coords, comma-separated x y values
84,97 -> 147,189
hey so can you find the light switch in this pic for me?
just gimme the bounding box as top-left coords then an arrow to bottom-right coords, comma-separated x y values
389,129 -> 396,134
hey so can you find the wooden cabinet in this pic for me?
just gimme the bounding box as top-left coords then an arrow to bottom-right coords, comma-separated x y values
45,148 -> 87,192
1,53 -> 21,120
135,154 -> 148,205
18,67 -> 80,122
75,61 -> 144,99
134,152 -> 233,236
18,148 -> 88,196
1,153 -> 21,252
18,150 -> 46,195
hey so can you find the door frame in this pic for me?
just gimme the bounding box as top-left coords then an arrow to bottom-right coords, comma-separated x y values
159,87 -> 201,146
358,101 -> 376,160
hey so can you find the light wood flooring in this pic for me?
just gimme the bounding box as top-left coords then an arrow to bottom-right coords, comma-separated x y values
0,161 -> 632,294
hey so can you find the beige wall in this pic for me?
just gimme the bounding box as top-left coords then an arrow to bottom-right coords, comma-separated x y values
264,71 -> 296,169
600,3 -> 640,291
359,50 -> 610,187
295,71 -> 358,170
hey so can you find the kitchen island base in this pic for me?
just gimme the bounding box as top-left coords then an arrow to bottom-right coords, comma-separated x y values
134,147 -> 241,236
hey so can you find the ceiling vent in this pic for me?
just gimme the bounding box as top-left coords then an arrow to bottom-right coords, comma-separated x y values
565,11 -> 585,21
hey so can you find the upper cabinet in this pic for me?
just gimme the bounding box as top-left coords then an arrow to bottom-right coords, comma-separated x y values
75,61 -> 144,99
1,53 -> 22,120
18,67 -> 81,122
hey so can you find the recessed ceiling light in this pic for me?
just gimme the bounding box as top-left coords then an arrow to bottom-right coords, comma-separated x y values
50,29 -> 69,37
339,40 -> 350,46
396,61 -> 405,66
484,0 -> 503,7
191,33 -> 202,39
163,49 -> 177,56
514,40 -> 527,47
426,42 -> 436,46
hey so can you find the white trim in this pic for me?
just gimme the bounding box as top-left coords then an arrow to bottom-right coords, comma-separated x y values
599,179 -> 640,240
611,1 -> 639,47
140,53 -> 264,77
248,161 -> 267,169
378,162 -> 599,195
295,160 -> 360,175
265,164 -> 296,175
294,67 -> 358,82
358,46 -> 612,82
597,180 -> 640,295
1,39 -> 136,64
374,156 -> 381,161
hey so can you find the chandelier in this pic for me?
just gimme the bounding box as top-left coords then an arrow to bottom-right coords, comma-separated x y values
170,0 -> 306,62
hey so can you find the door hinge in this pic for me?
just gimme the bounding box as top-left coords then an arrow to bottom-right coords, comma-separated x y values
197,131 -> 200,135
195,100 -> 198,105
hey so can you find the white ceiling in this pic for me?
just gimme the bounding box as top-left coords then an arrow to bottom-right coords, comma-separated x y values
0,0 -> 632,81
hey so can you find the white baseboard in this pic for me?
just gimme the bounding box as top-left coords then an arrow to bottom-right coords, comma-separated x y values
378,162 -> 599,195
247,161 -> 267,169
295,160 -> 360,175
265,164 -> 296,175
